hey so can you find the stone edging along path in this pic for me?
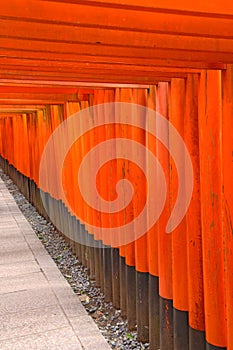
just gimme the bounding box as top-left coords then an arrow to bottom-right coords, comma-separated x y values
0,168 -> 149,350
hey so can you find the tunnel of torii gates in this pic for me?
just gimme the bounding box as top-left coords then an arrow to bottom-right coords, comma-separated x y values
0,1 -> 233,349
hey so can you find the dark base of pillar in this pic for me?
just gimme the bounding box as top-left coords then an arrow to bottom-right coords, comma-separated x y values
174,308 -> 189,350
126,264 -> 136,330
136,271 -> 149,343
149,275 -> 160,350
160,297 -> 174,350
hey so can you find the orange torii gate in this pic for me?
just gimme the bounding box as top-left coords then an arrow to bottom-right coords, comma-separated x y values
0,1 -> 232,350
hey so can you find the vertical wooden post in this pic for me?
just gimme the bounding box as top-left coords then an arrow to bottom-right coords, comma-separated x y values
156,82 -> 174,350
198,70 -> 227,349
222,64 -> 233,350
132,88 -> 149,343
170,78 -> 189,350
146,85 -> 160,349
184,74 -> 206,350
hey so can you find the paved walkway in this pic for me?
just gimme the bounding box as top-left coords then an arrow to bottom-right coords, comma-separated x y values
0,178 -> 110,350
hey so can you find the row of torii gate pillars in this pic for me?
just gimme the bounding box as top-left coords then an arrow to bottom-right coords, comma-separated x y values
0,1 -> 232,350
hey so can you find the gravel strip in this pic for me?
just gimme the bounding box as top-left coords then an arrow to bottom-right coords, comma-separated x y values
0,168 -> 149,350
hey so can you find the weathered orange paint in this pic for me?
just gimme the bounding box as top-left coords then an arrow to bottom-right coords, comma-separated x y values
198,70 -> 227,347
146,85 -> 159,277
156,82 -> 173,300
0,37 -> 231,67
222,64 -> 233,350
1,0 -> 233,41
170,78 -> 189,311
184,74 -> 205,332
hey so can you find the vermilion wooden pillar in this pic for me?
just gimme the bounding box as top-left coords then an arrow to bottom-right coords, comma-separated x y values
156,82 -> 174,350
222,64 -> 233,350
170,78 -> 189,350
198,70 -> 227,350
184,74 -> 206,350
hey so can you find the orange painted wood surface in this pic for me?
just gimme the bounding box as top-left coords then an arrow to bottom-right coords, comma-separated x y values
184,74 -> 205,332
222,65 -> 233,350
46,0 -> 233,16
198,70 -> 227,347
170,78 -> 188,311
0,3 -> 232,345
1,37 -> 231,67
1,0 -> 233,40
156,82 -> 173,300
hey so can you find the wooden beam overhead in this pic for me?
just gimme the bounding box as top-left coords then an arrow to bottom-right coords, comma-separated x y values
0,99 -> 69,105
0,60 -> 201,75
0,48 -> 226,70
0,80 -> 150,89
0,19 -> 232,57
0,37 -> 232,65
0,93 -> 79,102
38,0 -> 233,17
0,74 -> 171,85
0,57 -> 225,72
0,108 -> 43,113
0,104 -> 45,108
0,86 -> 93,95
0,0 -> 231,90
0,104 -> 46,114
1,0 -> 232,39
0,69 -> 181,84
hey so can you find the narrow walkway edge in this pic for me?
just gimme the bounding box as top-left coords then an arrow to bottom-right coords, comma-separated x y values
0,177 -> 111,350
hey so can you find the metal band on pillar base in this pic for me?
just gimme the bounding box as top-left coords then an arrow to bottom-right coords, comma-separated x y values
63,203 -> 70,246
94,243 -> 101,287
35,184 -> 43,217
173,308 -> 189,350
189,327 -> 206,350
149,274 -> 160,350
80,223 -> 87,267
160,297 -> 174,350
119,256 -> 127,318
206,343 -> 226,350
68,214 -> 75,254
103,247 -> 113,302
86,232 -> 91,273
99,245 -> 105,291
73,217 -> 81,263
126,264 -> 137,330
136,271 -> 149,343
111,248 -> 120,309
88,239 -> 96,280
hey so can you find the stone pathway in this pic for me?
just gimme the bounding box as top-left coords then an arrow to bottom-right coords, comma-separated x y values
0,177 -> 110,350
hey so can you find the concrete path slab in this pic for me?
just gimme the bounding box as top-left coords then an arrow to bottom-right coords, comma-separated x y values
0,177 -> 110,350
